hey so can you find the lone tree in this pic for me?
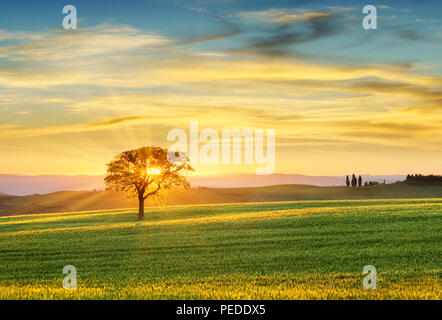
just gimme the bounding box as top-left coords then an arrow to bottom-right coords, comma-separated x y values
346,175 -> 350,188
105,146 -> 193,221
358,175 -> 362,187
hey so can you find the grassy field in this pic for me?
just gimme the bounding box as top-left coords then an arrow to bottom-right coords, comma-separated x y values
0,198 -> 440,299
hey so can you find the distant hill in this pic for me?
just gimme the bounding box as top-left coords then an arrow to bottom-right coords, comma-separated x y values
189,174 -> 406,188
0,174 -> 406,196
0,183 -> 441,216
0,175 -> 104,196
189,174 -> 344,188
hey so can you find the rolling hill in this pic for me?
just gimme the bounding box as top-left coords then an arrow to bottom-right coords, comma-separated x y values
0,174 -> 407,196
0,183 -> 441,216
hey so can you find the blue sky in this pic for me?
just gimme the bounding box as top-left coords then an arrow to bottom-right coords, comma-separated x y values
1,0 -> 440,68
0,1 -> 441,175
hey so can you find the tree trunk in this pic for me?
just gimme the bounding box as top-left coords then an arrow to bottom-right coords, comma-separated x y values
138,195 -> 145,221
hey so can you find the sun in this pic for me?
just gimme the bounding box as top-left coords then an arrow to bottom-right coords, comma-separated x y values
146,167 -> 161,175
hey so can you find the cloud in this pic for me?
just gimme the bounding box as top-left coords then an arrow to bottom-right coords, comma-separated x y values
0,30 -> 45,42
335,120 -> 436,134
234,8 -> 351,58
0,115 -> 158,138
194,52 -> 229,57
349,79 -> 442,101
0,24 -> 168,61
395,29 -> 426,41
239,9 -> 331,24
323,118 -> 442,151
177,14 -> 241,45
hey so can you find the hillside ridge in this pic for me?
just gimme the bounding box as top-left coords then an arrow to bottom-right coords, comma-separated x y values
1,183 -> 441,216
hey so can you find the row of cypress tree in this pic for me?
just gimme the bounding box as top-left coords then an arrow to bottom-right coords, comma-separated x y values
346,174 -> 362,187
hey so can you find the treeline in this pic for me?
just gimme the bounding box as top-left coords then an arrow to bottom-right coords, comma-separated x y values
346,174 -> 442,188
405,174 -> 442,186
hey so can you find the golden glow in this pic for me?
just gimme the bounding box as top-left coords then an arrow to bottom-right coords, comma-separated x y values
0,24 -> 441,176
1,275 -> 439,299
2,201 -> 440,237
146,168 -> 161,175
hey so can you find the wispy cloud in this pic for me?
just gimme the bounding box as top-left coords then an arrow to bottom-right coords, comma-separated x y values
0,24 -> 168,61
233,8 -> 353,58
238,9 -> 331,24
0,114 -> 169,138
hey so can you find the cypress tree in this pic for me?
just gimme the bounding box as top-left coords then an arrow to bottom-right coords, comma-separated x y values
352,174 -> 357,187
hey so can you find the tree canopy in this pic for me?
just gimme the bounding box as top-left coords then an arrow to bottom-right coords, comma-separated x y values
105,146 -> 193,220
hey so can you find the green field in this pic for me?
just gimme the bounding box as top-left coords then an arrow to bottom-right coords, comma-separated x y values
0,198 -> 441,299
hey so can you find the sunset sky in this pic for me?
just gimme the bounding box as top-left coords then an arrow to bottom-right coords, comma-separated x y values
0,0 -> 441,176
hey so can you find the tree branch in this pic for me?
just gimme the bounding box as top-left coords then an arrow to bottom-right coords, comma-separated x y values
143,183 -> 162,200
